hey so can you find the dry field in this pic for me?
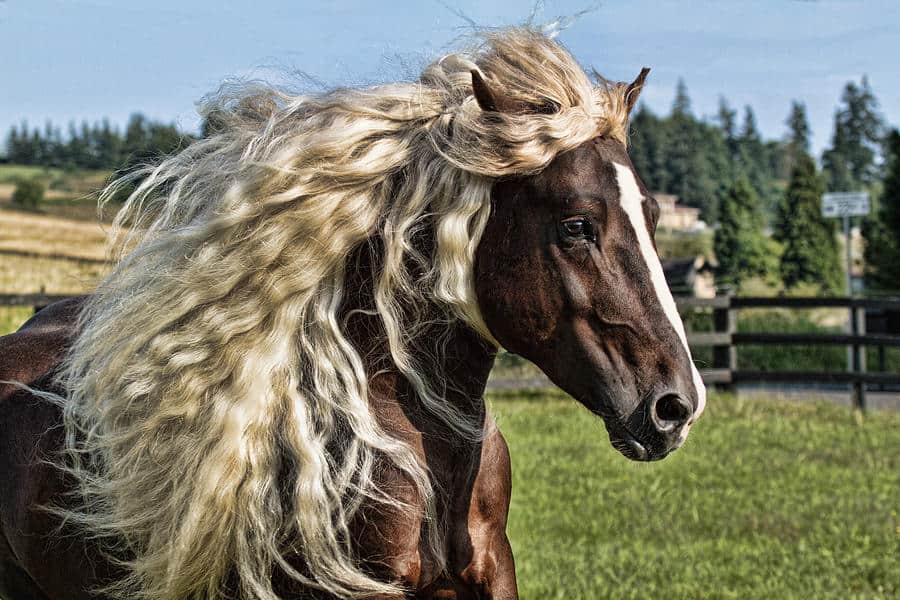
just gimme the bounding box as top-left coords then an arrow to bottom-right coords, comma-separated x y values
0,210 -> 112,334
0,210 -> 110,260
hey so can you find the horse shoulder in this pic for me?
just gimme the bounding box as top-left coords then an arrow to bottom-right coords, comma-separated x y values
0,297 -> 84,463
0,295 -> 104,600
0,295 -> 85,393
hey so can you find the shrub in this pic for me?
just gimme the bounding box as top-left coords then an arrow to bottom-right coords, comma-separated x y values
12,178 -> 44,209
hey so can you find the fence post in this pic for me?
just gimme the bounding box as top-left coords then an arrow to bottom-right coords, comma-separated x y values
712,295 -> 736,391
851,304 -> 866,411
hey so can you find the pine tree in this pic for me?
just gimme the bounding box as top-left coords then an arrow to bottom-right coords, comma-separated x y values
664,82 -> 695,211
774,102 -> 814,238
717,97 -> 739,161
66,121 -> 87,168
786,101 -> 811,154
822,77 -> 884,191
29,130 -> 42,165
628,104 -> 667,192
863,129 -> 900,291
780,153 -> 843,292
737,106 -> 777,216
6,126 -> 20,162
783,101 -> 811,177
124,113 -> 149,158
658,80 -> 725,222
96,118 -> 123,169
672,79 -> 691,118
714,177 -> 777,287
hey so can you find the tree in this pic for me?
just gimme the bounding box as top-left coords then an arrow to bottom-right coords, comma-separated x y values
8,122 -> 38,164
6,125 -> 21,162
736,106 -> 777,216
782,101 -> 811,177
672,78 -> 691,118
714,177 -> 778,287
628,104 -> 668,192
716,97 -> 739,160
822,77 -> 884,191
12,178 -> 44,209
66,121 -> 88,168
630,86 -> 737,224
96,118 -> 123,169
4,114 -> 192,171
863,129 -> 900,291
779,153 -> 843,292
656,80 -> 729,223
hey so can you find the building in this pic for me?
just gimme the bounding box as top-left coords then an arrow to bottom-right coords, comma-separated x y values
662,256 -> 717,298
654,193 -> 704,232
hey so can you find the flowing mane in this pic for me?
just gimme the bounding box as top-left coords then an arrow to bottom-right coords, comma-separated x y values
52,28 -> 631,599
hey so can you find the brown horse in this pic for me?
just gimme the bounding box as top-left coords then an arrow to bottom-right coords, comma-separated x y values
0,29 -> 704,600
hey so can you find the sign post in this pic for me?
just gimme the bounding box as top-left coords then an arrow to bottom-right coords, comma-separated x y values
822,191 -> 870,409
822,192 -> 870,294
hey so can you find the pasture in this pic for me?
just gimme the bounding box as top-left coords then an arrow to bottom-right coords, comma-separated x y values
0,209 -> 110,334
491,389 -> 899,600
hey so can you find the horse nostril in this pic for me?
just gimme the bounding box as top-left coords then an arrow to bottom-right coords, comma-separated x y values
651,393 -> 692,433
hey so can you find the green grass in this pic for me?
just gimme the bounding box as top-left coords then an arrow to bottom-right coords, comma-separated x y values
0,307 -> 32,335
489,390 -> 899,599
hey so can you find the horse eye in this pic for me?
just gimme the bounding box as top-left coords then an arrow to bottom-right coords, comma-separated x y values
560,218 -> 594,241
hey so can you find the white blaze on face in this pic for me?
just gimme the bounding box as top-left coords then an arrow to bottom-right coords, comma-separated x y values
613,163 -> 707,422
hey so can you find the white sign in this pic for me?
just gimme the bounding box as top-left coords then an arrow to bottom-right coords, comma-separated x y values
822,192 -> 870,218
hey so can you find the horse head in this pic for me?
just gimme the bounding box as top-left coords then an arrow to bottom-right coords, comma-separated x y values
473,71 -> 706,461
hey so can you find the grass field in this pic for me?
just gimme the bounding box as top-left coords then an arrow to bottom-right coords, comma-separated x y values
490,390 -> 899,600
0,210 -> 112,334
0,210 -> 110,260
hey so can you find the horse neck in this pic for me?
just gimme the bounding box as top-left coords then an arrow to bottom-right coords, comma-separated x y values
340,246 -> 497,440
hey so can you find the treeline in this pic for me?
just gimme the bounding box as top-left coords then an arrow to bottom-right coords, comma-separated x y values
630,77 -> 884,226
4,114 -> 195,171
629,80 -> 787,224
631,76 -> 893,293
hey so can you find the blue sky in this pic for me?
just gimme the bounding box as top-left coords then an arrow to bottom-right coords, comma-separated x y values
2,1 -> 897,154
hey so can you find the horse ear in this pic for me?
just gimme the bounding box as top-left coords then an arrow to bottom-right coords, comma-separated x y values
625,67 -> 651,115
471,70 -> 519,113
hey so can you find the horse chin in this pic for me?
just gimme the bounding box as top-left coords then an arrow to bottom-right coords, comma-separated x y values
598,414 -> 679,463
615,436 -> 681,462
614,435 -> 648,461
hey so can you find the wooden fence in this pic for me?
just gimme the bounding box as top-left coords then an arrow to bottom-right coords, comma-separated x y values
4,293 -> 900,410
676,295 -> 900,410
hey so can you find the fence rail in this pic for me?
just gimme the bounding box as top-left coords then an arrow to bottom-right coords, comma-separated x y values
676,295 -> 900,410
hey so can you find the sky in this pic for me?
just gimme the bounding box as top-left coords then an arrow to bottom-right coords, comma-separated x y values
2,0 -> 898,155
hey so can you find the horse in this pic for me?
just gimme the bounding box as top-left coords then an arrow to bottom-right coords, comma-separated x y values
0,28 -> 706,600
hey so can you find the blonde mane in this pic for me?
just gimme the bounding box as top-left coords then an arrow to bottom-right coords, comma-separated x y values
54,28 -> 630,599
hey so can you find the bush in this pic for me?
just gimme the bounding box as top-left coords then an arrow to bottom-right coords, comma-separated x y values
12,178 -> 44,209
